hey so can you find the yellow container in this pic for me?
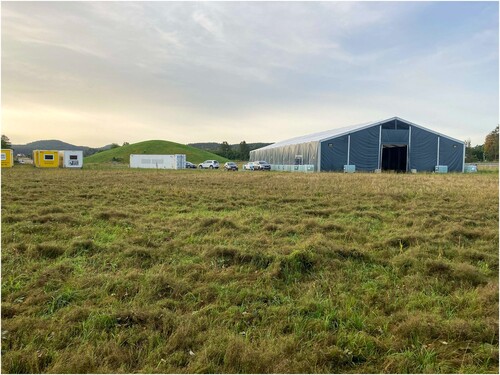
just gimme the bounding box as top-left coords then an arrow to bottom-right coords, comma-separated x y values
33,150 -> 59,168
1,149 -> 14,168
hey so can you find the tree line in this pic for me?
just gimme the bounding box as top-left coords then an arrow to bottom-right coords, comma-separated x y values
465,125 -> 499,162
216,141 -> 251,160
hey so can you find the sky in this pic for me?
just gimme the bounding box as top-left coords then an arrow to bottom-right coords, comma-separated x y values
1,1 -> 498,147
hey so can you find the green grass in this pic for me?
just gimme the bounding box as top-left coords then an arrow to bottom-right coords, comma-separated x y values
1,166 -> 498,373
84,140 -> 230,165
477,164 -> 499,174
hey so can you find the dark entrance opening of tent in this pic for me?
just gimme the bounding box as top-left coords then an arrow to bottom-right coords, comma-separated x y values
382,145 -> 407,172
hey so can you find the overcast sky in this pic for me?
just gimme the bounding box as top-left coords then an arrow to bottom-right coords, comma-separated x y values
2,1 -> 498,147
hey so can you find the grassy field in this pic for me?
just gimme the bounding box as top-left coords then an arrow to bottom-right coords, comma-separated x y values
1,166 -> 498,373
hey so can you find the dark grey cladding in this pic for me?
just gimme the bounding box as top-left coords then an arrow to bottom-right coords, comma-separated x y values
250,117 -> 465,172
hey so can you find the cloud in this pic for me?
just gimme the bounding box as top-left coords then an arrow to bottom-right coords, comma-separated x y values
1,1 -> 497,147
192,10 -> 223,39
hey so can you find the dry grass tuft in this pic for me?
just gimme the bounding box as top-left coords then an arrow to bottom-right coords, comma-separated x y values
275,249 -> 316,282
333,247 -> 371,262
96,210 -> 129,220
205,246 -> 273,269
394,313 -> 443,342
198,217 -> 240,231
69,239 -> 100,256
33,243 -> 65,259
32,214 -> 75,224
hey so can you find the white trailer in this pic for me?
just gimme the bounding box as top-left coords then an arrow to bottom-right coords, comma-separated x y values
59,150 -> 83,168
129,154 -> 186,169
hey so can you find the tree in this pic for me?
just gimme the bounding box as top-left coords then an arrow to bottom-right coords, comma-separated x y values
465,137 -> 486,163
471,144 -> 484,162
1,135 -> 12,149
122,142 -> 129,146
239,140 -> 250,161
110,143 -> 120,149
218,141 -> 232,159
484,126 -> 499,161
465,139 -> 473,163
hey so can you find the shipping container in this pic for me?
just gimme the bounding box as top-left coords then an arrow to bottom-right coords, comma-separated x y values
59,150 -> 83,168
33,150 -> 59,168
1,149 -> 14,168
130,154 -> 186,169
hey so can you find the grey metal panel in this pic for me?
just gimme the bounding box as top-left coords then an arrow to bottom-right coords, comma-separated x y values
409,126 -> 438,171
320,135 -> 348,171
349,126 -> 379,171
381,129 -> 409,144
438,136 -> 464,172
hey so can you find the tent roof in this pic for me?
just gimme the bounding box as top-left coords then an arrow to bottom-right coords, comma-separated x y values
254,117 -> 464,152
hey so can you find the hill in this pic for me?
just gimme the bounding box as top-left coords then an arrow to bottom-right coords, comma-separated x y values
84,140 -> 230,164
12,140 -> 110,157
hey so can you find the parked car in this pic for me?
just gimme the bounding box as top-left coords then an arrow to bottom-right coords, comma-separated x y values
224,162 -> 239,171
198,160 -> 220,169
185,161 -> 197,169
243,162 -> 255,170
254,161 -> 271,171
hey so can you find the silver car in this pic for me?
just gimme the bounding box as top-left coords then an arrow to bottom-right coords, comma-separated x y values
243,162 -> 255,170
224,162 -> 239,171
198,160 -> 220,169
254,161 -> 271,171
